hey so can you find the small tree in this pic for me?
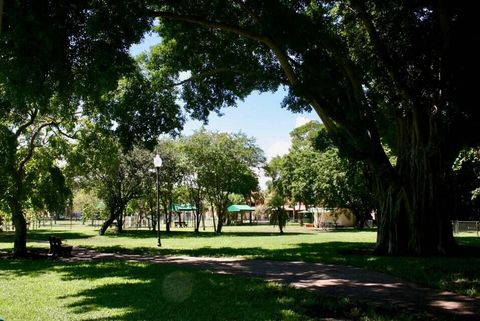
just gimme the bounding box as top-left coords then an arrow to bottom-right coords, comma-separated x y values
181,130 -> 264,233
267,193 -> 287,234
70,128 -> 152,235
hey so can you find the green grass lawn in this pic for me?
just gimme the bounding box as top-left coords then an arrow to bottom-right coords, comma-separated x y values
1,223 -> 480,298
0,259 -> 415,321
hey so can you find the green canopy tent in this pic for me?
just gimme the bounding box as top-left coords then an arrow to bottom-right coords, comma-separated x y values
227,204 -> 256,224
172,204 -> 196,227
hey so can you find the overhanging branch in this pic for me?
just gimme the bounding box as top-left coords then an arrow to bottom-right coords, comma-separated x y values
173,68 -> 279,86
15,109 -> 39,138
348,0 -> 414,103
17,121 -> 56,173
151,10 -> 300,87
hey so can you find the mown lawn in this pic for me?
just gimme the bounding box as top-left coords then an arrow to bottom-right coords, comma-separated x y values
0,259 -> 415,321
1,224 -> 479,298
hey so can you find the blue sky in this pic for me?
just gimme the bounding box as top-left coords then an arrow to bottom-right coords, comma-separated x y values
130,32 -> 319,187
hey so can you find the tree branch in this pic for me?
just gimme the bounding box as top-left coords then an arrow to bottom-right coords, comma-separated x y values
17,122 -> 56,173
348,0 -> 414,103
15,108 -> 39,138
151,10 -> 300,87
52,123 -> 78,140
173,68 -> 276,86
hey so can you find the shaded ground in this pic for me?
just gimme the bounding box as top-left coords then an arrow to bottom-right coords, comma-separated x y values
59,248 -> 480,320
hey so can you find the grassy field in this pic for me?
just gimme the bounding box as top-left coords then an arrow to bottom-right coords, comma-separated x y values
1,223 -> 480,298
0,259 -> 416,321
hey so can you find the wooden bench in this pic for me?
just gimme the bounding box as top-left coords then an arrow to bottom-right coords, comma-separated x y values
48,236 -> 73,257
174,221 -> 187,228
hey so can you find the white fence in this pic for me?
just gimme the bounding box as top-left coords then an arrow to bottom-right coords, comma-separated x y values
452,220 -> 479,235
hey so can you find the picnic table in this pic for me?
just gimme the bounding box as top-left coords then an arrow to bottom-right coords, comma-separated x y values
174,221 -> 187,227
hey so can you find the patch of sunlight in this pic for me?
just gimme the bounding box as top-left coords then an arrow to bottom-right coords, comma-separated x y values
332,256 -> 347,262
466,288 -> 477,297
279,309 -> 304,321
366,257 -> 378,262
75,307 -> 132,321
276,296 -> 295,305
453,277 -> 469,284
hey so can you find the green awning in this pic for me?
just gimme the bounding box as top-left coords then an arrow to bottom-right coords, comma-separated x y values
172,204 -> 196,211
227,204 -> 255,212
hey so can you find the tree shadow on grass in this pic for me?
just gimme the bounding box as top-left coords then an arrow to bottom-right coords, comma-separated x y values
0,259 -> 410,321
29,229 -> 96,240
81,240 -> 480,299
109,229 -> 306,239
0,230 -> 96,244
57,261 -> 416,321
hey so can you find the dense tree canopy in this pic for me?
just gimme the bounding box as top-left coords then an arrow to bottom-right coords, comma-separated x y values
68,126 -> 153,235
266,121 -> 374,227
1,1 -> 478,255
0,0 -> 183,254
144,1 -> 478,254
182,130 -> 264,233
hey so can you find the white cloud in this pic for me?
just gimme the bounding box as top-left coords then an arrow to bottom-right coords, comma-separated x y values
294,116 -> 313,128
265,140 -> 291,161
254,168 -> 270,191
259,140 -> 291,190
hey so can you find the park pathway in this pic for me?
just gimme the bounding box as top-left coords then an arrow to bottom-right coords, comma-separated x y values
64,248 -> 480,320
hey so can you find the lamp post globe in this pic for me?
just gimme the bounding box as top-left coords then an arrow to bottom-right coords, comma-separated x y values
154,154 -> 162,247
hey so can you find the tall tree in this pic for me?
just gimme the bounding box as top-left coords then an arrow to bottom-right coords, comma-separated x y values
145,1 -> 477,254
70,127 -> 152,235
184,130 -> 264,233
0,1 -> 181,255
266,121 -> 375,229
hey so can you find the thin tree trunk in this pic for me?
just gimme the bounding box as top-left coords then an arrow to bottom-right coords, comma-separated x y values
150,212 -> 156,231
117,210 -> 123,232
10,170 -> 28,256
12,204 -> 27,256
211,201 -> 216,232
216,213 -> 224,233
99,215 -> 115,235
100,206 -> 123,235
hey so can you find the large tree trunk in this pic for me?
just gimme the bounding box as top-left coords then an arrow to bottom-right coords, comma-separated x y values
373,117 -> 456,255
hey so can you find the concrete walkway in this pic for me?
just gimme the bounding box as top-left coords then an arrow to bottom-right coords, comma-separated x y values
60,248 -> 480,320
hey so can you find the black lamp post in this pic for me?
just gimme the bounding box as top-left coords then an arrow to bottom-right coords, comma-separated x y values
154,154 -> 163,247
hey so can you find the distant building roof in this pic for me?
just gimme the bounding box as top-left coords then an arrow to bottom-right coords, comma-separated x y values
173,204 -> 196,211
227,204 -> 255,212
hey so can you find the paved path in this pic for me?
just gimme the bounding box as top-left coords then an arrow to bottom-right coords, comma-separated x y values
61,248 -> 480,320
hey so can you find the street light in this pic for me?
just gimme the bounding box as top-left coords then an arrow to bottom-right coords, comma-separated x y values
154,154 -> 163,247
